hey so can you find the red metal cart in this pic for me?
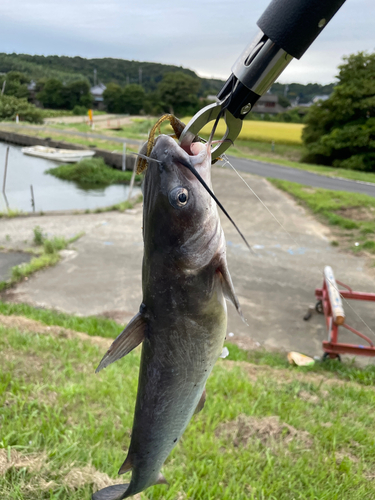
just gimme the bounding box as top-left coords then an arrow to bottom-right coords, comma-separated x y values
305,266 -> 375,360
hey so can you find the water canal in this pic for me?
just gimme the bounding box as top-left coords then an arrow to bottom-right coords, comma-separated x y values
0,142 -> 141,213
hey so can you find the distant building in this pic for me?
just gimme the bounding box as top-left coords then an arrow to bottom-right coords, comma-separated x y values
27,80 -> 40,105
90,83 -> 107,110
312,95 -> 330,103
251,94 -> 285,115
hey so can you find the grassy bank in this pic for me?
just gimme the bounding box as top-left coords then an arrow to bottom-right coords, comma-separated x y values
268,180 -> 375,256
46,157 -> 142,189
2,305 -> 375,499
3,120 -> 375,185
0,228 -> 83,291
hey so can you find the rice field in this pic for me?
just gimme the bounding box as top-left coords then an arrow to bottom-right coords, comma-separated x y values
180,118 -> 304,145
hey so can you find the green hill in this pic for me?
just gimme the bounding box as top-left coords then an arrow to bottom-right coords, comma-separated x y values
0,53 -> 224,96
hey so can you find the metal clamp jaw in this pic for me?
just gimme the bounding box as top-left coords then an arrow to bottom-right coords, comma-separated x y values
179,30 -> 293,160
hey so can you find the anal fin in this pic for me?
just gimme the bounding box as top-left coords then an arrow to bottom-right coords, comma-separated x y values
92,483 -> 129,500
96,312 -> 147,373
118,455 -> 132,475
194,387 -> 206,414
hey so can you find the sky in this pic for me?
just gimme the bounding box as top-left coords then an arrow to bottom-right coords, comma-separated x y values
2,0 -> 374,85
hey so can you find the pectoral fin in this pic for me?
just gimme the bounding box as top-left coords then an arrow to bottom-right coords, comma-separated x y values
218,258 -> 247,324
194,387 -> 207,414
96,312 -> 147,373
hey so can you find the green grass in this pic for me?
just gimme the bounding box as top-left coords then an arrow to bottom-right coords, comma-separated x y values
46,157 -> 142,189
268,179 -> 375,253
0,301 -> 122,339
2,306 -> 375,499
0,232 -> 84,292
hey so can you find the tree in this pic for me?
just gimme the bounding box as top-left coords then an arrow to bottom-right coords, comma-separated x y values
37,78 -> 65,108
158,72 -> 200,116
302,52 -> 375,170
0,95 -> 43,123
121,84 -> 145,114
63,80 -> 92,109
103,83 -> 123,113
0,71 -> 29,99
278,95 -> 291,108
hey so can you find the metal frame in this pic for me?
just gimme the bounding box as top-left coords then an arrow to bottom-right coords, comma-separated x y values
315,275 -> 375,357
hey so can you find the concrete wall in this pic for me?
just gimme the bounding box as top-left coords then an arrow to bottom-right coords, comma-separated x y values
0,129 -> 137,171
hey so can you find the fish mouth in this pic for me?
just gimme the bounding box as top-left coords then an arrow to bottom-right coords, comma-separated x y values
148,135 -> 252,253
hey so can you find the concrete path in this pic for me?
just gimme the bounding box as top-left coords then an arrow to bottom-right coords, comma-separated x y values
2,167 -> 375,361
226,156 -> 375,197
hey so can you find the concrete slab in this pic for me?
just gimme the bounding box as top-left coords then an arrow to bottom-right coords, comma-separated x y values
2,167 -> 375,361
0,251 -> 32,281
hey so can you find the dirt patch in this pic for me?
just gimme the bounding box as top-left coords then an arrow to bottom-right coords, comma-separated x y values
336,206 -> 375,222
0,449 -> 141,498
220,359 -> 375,397
63,464 -> 141,498
301,187 -> 317,194
0,449 -> 46,475
221,360 -> 276,382
0,314 -> 111,350
216,414 -> 312,448
335,450 -> 359,464
298,390 -> 320,404
226,335 -> 260,352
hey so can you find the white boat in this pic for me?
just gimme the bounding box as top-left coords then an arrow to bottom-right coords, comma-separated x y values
22,145 -> 96,163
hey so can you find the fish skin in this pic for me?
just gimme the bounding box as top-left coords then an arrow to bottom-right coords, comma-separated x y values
94,135 -> 241,499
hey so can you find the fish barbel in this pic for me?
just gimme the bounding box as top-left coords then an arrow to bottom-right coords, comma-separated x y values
93,134 -> 242,500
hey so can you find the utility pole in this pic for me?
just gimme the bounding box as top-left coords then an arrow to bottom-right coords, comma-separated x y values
139,67 -> 142,86
94,68 -> 97,87
1,80 -> 6,95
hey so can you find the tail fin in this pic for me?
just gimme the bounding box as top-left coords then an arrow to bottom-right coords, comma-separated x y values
92,483 -> 129,500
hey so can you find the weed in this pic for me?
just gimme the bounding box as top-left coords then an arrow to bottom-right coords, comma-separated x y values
43,236 -> 67,254
33,225 -> 45,245
1,233 -> 84,291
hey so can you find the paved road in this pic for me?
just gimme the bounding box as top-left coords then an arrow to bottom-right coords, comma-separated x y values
226,155 -> 375,198
2,123 -> 375,197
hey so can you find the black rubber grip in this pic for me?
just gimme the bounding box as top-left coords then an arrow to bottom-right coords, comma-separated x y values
257,0 -> 346,59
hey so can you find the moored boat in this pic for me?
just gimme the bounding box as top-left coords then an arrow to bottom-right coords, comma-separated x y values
22,145 -> 95,163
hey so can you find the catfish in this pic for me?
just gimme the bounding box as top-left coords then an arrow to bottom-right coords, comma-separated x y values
93,135 -> 242,500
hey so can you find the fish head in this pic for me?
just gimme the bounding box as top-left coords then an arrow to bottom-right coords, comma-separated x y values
142,135 -> 222,268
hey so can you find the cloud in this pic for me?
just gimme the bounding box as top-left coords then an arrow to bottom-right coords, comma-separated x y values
1,0 -> 374,84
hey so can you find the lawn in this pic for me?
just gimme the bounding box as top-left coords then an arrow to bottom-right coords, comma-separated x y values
2,304 -> 375,499
268,180 -> 375,256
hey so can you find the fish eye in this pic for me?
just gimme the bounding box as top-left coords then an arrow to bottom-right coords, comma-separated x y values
168,187 -> 189,208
